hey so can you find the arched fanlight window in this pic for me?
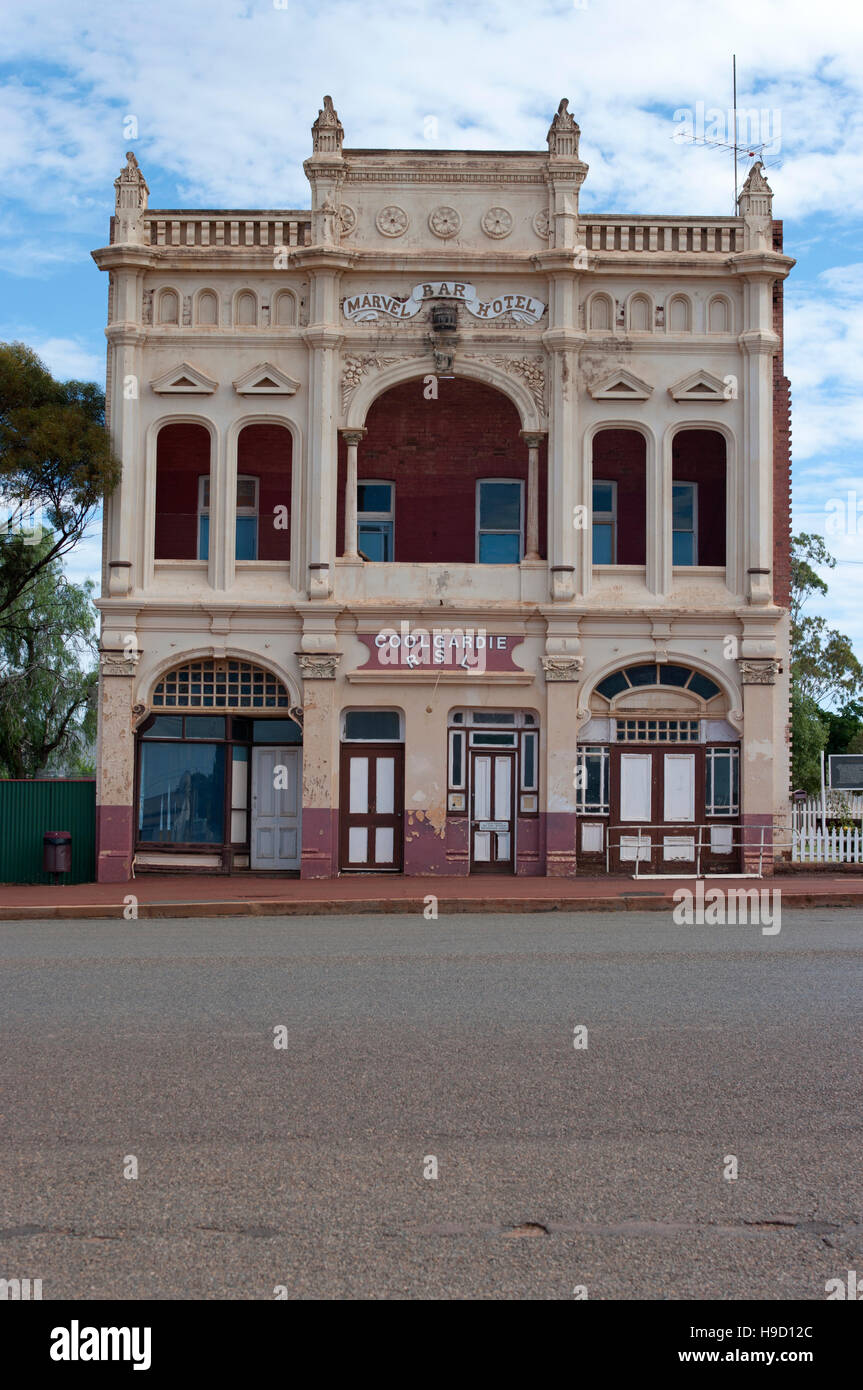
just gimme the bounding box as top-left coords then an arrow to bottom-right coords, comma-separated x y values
152,659 -> 291,709
595,663 -> 721,702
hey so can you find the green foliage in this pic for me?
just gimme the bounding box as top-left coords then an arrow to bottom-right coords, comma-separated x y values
790,687 -> 828,794
821,698 -> 863,757
790,533 -> 862,708
0,534 -> 97,778
0,341 -> 119,625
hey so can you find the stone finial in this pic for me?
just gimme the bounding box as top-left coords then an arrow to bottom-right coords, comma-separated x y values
547,97 -> 580,157
737,160 -> 773,217
312,96 -> 344,154
113,151 -> 149,244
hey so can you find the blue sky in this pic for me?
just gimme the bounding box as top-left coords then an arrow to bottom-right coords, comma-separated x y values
2,0 -> 862,672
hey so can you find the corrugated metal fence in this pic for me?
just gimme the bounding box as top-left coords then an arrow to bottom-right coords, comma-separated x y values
0,780 -> 96,884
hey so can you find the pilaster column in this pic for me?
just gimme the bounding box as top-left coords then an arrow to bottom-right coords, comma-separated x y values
95,648 -> 140,882
520,430 -> 545,561
737,657 -> 782,875
297,652 -> 342,878
541,655 -> 584,875
340,428 -> 367,558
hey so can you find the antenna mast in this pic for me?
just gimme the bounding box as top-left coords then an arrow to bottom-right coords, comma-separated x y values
732,54 -> 738,214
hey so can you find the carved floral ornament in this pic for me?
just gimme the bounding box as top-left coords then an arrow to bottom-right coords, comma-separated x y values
481,206 -> 513,239
541,656 -> 585,682
738,658 -> 781,685
298,653 -> 341,680
429,205 -> 462,239
376,205 -> 409,237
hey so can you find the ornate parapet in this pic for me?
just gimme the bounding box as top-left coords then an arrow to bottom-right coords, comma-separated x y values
738,658 -> 781,686
298,653 -> 341,680
541,655 -> 584,682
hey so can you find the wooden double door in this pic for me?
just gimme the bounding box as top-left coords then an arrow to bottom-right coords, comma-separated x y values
469,748 -> 516,874
339,744 -> 404,871
610,746 -> 738,873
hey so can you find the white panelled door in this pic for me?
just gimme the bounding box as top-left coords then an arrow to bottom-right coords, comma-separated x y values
470,750 -> 515,872
251,747 -> 302,870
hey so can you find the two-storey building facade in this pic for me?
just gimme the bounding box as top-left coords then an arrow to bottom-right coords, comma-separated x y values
92,97 -> 793,882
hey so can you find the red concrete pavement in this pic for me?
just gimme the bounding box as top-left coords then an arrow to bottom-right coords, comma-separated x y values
1,871 -> 863,919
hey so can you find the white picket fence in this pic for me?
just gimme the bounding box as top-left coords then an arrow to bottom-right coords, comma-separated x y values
791,794 -> 863,863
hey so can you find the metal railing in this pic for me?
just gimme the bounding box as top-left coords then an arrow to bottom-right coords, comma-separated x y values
605,823 -> 769,879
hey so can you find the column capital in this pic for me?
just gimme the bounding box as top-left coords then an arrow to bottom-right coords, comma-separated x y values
541,655 -> 584,682
519,429 -> 547,448
738,657 -> 782,685
339,428 -> 368,446
297,652 -> 342,680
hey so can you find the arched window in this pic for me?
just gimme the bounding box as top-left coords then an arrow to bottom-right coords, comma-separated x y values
197,290 -> 218,326
594,663 -> 721,704
589,294 -> 613,331
708,296 -> 731,333
236,291 -> 257,326
158,289 -> 179,325
668,295 -> 691,332
628,294 -> 652,332
152,658 -> 291,709
273,290 -> 296,326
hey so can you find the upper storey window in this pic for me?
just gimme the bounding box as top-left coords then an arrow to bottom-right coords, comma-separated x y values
476,479 -> 523,563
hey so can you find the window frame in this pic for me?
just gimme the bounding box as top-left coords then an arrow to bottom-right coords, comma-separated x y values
357,479 -> 395,562
575,745 -> 610,815
705,744 -> 740,816
341,708 -> 404,743
592,477 -> 618,565
197,475 -> 260,562
475,478 -> 524,565
672,480 -> 698,566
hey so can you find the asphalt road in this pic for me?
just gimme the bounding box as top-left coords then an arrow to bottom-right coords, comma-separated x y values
1,908 -> 861,1300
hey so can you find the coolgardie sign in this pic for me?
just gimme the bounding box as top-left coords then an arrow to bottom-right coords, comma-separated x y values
343,281 -> 546,325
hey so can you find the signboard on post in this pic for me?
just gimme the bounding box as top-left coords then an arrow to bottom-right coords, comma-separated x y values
828,755 -> 863,791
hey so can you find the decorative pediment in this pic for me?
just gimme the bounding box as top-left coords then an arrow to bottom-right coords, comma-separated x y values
668,370 -> 728,402
150,362 -> 218,395
232,362 -> 300,396
589,369 -> 653,401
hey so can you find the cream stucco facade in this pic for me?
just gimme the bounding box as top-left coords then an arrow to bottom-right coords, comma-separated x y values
91,97 -> 793,882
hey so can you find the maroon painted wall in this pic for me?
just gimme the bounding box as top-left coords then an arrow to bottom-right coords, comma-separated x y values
337,377 -> 547,562
237,423 -> 292,561
154,422 -> 210,559
672,429 -> 727,566
154,422 -> 292,561
591,429 -> 646,564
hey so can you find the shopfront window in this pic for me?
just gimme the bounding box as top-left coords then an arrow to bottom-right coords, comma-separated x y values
138,740 -> 226,844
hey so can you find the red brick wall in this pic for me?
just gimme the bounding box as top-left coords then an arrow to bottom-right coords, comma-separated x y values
154,422 -> 210,559
337,378 -> 547,562
672,429 -> 727,566
154,422 -> 292,561
772,219 -> 792,610
592,429 -> 646,564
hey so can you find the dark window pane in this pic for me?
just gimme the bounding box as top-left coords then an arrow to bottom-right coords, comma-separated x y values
584,754 -> 602,805
141,716 -> 183,740
688,672 -> 720,699
479,481 -> 521,529
672,483 -> 694,528
593,481 -> 614,513
592,523 -> 613,564
479,532 -> 520,564
660,664 -> 692,687
138,742 -> 225,843
231,717 -> 252,740
357,483 -> 392,513
710,755 -> 731,809
474,713 -> 516,724
673,531 -> 695,565
471,733 -> 517,745
344,710 -> 401,741
596,671 -> 629,699
523,735 -> 535,787
235,515 -> 257,560
626,664 -> 658,687
358,522 -> 392,561
252,719 -> 302,743
184,716 -> 225,739
198,515 -> 209,561
451,732 -> 463,786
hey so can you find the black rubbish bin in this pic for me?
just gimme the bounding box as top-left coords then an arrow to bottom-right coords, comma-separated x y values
43,831 -> 72,879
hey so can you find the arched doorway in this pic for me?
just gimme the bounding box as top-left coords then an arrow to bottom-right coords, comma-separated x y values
136,658 -> 302,872
337,377 -> 546,563
576,662 -> 740,873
